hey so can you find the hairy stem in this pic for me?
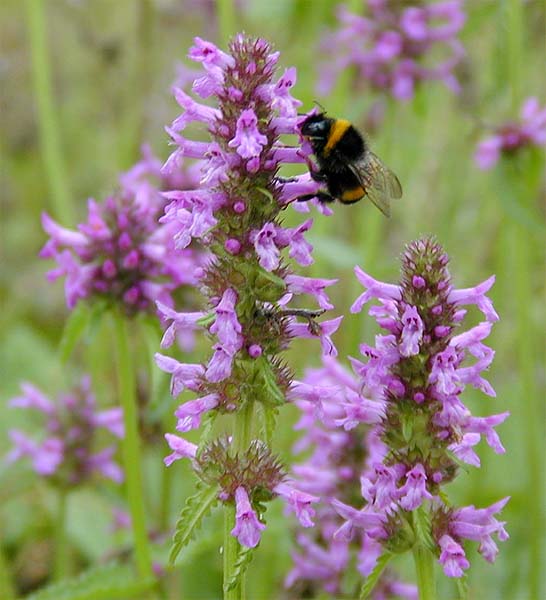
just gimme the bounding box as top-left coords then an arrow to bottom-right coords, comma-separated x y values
113,309 -> 153,580
412,545 -> 436,600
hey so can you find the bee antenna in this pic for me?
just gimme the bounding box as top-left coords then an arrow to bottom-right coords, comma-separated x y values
312,100 -> 326,113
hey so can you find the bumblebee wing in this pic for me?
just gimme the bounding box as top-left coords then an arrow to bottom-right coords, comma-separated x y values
350,152 -> 402,217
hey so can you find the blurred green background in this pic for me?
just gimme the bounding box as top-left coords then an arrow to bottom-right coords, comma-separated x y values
1,1 -> 544,599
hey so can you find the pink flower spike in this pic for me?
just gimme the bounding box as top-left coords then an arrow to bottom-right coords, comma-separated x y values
154,354 -> 204,395
9,383 -> 55,415
210,289 -> 243,352
397,464 -> 433,510
228,109 -> 268,159
156,302 -> 205,349
438,534 -> 470,577
175,394 -> 220,432
399,305 -> 424,356
164,434 -> 197,467
41,213 -> 88,250
274,481 -> 319,527
351,266 -> 401,313
231,487 -> 266,548
448,275 -> 499,322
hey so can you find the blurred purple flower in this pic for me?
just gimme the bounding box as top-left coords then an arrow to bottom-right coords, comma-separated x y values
6,377 -> 123,486
287,357 -> 416,598
475,97 -> 546,169
40,146 -> 204,318
318,1 -> 466,100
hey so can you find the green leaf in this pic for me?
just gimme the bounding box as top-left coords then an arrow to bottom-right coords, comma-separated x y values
138,314 -> 168,414
359,552 -> 392,599
169,483 -> 220,565
224,545 -> 255,592
25,563 -> 155,600
257,357 -> 286,406
58,302 -> 91,363
197,312 -> 216,327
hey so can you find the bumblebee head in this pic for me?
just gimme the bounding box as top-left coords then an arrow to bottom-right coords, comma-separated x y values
299,113 -> 332,142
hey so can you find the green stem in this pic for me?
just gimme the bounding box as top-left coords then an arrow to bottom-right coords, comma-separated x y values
158,460 -> 172,533
25,0 -> 74,224
505,0 -> 524,111
217,0 -> 236,45
118,0 -> 154,168
412,545 -> 436,600
53,489 -> 69,581
234,402 -> 253,453
0,536 -> 15,600
113,309 -> 153,580
223,504 -> 239,600
223,402 -> 254,600
512,224 -> 543,600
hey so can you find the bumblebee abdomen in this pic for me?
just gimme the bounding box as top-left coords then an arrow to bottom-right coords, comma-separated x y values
340,185 -> 365,204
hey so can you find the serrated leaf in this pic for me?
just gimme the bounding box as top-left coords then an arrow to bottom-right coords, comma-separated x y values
58,302 -> 92,363
256,187 -> 274,202
413,506 -> 435,551
224,545 -> 255,592
257,357 -> 286,406
198,411 -> 217,448
359,552 -> 392,599
456,574 -> 469,600
170,484 -> 220,565
26,563 -> 155,600
259,404 -> 279,447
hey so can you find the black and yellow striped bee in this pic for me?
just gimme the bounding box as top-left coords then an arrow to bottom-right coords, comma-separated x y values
297,112 -> 402,216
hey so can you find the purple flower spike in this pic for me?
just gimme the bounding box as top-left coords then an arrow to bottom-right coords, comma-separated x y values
288,357 -> 416,596
298,237 -> 508,582
156,34 -> 341,567
41,147 -> 203,317
231,486 -> 266,548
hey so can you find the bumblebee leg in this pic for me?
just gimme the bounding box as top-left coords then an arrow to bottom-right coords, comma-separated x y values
310,170 -> 328,183
295,192 -> 336,203
275,175 -> 299,183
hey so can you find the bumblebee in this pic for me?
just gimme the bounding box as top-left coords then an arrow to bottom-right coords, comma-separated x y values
297,113 -> 402,216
